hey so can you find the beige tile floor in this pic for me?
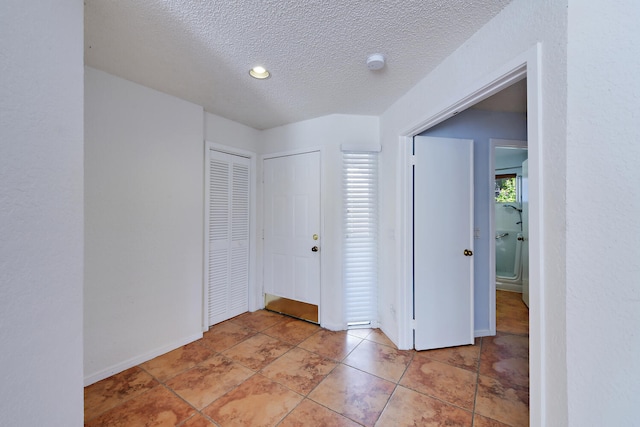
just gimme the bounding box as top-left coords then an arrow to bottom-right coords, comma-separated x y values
85,290 -> 529,426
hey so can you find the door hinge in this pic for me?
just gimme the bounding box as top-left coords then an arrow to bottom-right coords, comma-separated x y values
410,155 -> 416,166
411,319 -> 416,329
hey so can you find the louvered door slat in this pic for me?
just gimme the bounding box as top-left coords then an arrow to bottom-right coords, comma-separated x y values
206,150 -> 251,326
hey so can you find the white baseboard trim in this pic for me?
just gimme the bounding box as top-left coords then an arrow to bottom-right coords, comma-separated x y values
321,321 -> 346,331
83,332 -> 203,386
474,328 -> 493,338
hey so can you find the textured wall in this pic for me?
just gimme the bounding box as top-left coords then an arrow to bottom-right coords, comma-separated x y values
378,0 -> 568,424
0,1 -> 84,424
204,112 -> 261,154
566,0 -> 640,424
84,68 -> 204,384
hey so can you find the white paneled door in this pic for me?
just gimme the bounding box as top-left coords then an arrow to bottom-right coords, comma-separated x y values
414,136 -> 474,350
206,150 -> 250,327
263,151 -> 321,307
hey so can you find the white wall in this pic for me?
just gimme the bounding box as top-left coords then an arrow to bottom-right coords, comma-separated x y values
10,1 -> 632,422
0,1 -> 84,424
566,1 -> 640,424
205,112 -> 261,154
260,115 -> 379,330
378,0 -> 568,424
84,68 -> 205,384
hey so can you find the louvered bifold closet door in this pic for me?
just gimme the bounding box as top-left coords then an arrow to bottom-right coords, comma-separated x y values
343,151 -> 379,327
207,150 -> 250,326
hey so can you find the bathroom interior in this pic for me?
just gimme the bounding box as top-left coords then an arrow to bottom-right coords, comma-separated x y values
495,145 -> 529,304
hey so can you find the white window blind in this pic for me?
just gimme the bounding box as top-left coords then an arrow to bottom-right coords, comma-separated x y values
343,151 -> 378,327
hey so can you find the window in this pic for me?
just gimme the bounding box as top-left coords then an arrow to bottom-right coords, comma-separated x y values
343,150 -> 378,327
495,173 -> 517,203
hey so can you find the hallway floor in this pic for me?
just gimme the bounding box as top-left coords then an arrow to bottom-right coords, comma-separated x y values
84,291 -> 529,426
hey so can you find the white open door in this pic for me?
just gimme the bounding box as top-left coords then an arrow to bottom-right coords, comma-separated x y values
263,151 -> 321,315
414,136 -> 474,350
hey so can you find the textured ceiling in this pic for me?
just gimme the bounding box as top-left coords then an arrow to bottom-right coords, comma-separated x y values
85,0 -> 512,130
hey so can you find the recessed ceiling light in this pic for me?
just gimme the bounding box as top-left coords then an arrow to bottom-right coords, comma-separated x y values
249,66 -> 270,79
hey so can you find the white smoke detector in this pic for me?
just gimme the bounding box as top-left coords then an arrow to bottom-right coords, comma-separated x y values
366,53 -> 385,71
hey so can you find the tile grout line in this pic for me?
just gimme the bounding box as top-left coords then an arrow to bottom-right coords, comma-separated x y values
291,330 -> 382,426
396,381 -> 477,416
470,336 -> 484,427
87,356 -> 202,424
272,334 -> 366,426
152,345 -> 244,427
83,377 -> 158,424
394,348 -> 477,417
147,336 -> 261,426
374,351 -> 416,426
374,383 -> 399,426
87,315 -> 361,424
87,308 -> 527,426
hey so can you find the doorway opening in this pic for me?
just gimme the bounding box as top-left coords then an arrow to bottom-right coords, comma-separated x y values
399,45 -> 543,424
415,86 -> 529,342
491,141 -> 529,298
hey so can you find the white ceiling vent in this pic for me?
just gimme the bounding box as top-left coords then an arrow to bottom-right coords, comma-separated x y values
366,54 -> 386,71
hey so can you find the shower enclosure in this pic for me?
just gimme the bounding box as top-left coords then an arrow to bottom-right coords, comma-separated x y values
495,204 -> 523,290
493,142 -> 528,292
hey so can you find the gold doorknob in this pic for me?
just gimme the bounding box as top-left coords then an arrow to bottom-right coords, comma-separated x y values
311,246 -> 319,252
463,249 -> 473,256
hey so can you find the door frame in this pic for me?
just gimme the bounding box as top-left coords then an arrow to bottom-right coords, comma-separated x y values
203,142 -> 258,332
398,44 -> 544,424
260,147 -> 324,325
